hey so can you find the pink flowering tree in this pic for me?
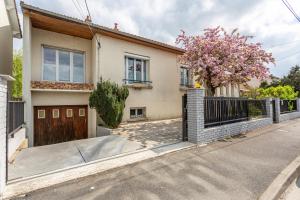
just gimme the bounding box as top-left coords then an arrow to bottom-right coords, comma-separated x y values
176,27 -> 275,96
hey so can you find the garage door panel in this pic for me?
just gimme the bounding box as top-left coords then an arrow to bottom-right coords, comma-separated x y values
34,105 -> 88,146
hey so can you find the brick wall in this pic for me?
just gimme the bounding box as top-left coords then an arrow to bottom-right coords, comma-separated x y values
0,77 -> 7,196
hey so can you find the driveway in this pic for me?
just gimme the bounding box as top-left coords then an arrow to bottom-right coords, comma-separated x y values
112,118 -> 182,148
13,118 -> 300,200
9,135 -> 143,180
9,119 -> 182,181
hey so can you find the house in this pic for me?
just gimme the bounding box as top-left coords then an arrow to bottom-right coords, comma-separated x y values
21,3 -> 240,147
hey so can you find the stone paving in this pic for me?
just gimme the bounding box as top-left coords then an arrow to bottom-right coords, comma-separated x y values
112,118 -> 182,148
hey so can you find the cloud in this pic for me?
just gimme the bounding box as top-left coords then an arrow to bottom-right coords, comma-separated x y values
15,0 -> 300,77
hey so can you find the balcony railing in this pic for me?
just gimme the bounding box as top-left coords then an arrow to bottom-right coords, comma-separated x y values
123,79 -> 152,84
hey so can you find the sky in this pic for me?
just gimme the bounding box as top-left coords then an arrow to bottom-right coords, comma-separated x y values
14,0 -> 300,78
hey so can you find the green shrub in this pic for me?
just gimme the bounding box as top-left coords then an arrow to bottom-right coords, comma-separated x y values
256,85 -> 298,100
89,80 -> 129,128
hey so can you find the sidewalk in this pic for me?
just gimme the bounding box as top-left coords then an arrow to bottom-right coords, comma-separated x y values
8,118 -> 300,200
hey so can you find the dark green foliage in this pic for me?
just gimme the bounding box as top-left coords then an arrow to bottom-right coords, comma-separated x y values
89,80 -> 129,128
281,65 -> 300,97
12,50 -> 22,98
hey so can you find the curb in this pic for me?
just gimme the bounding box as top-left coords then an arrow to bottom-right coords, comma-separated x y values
3,142 -> 195,199
258,156 -> 300,200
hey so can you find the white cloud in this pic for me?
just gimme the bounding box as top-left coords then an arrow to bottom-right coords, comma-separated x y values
15,0 -> 300,77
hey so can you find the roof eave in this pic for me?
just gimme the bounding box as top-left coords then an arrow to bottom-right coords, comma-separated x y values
6,0 -> 22,38
20,2 -> 184,54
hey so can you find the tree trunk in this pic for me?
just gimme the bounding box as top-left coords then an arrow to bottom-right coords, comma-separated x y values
205,81 -> 216,96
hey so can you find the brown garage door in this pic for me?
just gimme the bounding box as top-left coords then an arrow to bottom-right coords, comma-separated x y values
34,105 -> 88,146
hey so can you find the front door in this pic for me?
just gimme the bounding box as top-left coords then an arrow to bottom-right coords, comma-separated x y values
34,105 -> 88,146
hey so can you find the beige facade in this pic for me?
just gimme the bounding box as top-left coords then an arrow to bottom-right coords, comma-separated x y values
97,34 -> 185,120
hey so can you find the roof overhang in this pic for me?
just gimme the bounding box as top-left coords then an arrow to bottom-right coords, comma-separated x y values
21,2 -> 185,55
5,0 -> 22,38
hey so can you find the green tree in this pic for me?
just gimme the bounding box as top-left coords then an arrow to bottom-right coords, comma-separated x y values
12,50 -> 22,98
256,85 -> 298,100
89,80 -> 129,128
281,65 -> 300,97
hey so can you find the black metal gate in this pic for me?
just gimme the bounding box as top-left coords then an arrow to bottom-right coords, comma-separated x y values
182,94 -> 188,141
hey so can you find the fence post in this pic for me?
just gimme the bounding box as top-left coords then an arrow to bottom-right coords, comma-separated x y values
265,98 -> 272,119
187,88 -> 205,144
274,98 -> 280,123
297,98 -> 300,112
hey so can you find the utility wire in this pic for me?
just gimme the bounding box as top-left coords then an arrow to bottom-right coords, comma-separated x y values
71,0 -> 101,47
284,0 -> 300,20
267,39 -> 300,49
276,50 -> 300,62
84,0 -> 92,20
281,0 -> 300,22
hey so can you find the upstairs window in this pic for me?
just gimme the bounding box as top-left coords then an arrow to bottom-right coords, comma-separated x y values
43,46 -> 85,83
125,56 -> 149,84
180,67 -> 191,87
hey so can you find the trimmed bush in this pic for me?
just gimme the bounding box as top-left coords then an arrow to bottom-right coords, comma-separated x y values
89,80 -> 129,128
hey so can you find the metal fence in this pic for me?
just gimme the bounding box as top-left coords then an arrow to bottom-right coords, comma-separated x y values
204,97 -> 267,128
7,100 -> 25,136
280,99 -> 297,114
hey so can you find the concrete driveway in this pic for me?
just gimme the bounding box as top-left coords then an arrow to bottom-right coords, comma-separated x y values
113,118 -> 182,148
9,119 -> 182,181
13,118 -> 300,200
8,135 -> 143,180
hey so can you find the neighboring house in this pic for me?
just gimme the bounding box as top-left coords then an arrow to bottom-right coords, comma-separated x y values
0,0 -> 21,75
0,0 -> 22,196
21,3 -> 240,147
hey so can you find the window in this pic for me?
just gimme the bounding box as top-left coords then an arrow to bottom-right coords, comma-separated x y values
52,109 -> 59,118
125,56 -> 148,84
38,110 -> 45,119
43,46 -> 85,83
130,107 -> 145,119
66,109 -> 73,118
180,67 -> 191,86
79,108 -> 85,117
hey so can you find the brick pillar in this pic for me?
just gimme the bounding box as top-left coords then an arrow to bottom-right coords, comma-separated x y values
187,88 -> 205,144
266,98 -> 273,119
0,77 -> 8,197
297,98 -> 300,112
274,98 -> 280,123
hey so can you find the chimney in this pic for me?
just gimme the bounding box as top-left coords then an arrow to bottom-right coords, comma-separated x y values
85,15 -> 92,23
113,23 -> 119,31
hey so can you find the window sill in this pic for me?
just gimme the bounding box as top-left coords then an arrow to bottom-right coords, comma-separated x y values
127,117 -> 148,122
180,85 -> 194,91
125,83 -> 153,89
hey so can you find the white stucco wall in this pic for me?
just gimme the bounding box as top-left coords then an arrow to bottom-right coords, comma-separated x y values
0,0 -> 13,75
97,34 -> 186,121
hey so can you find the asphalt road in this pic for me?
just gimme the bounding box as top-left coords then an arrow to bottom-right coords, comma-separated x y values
12,118 -> 300,200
